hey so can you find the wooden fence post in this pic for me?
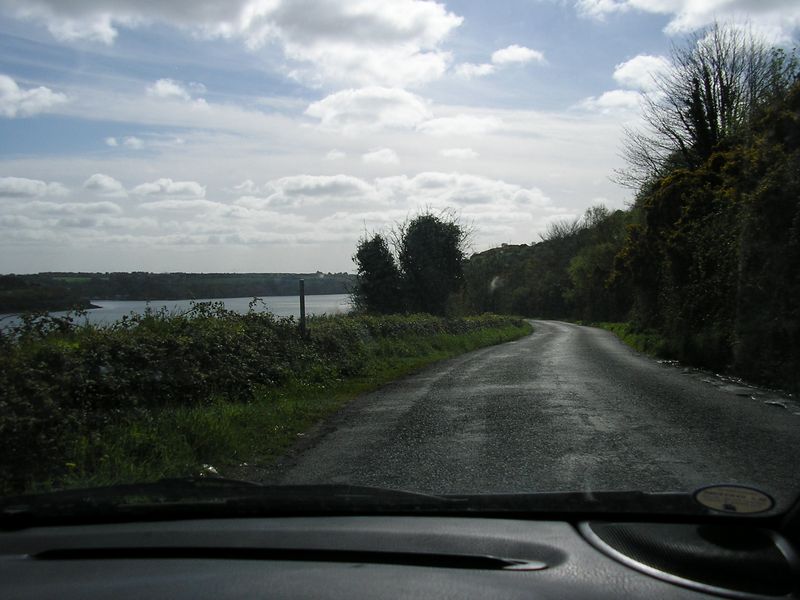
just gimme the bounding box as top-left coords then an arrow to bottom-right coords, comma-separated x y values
299,279 -> 306,337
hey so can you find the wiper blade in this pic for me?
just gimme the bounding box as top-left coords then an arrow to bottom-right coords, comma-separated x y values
2,477 -> 261,511
0,479 -> 455,528
2,482 -> 769,530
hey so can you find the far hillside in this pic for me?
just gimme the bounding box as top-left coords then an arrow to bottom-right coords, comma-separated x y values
0,272 -> 355,313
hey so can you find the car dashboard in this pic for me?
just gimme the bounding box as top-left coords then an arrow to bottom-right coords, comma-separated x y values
2,513 -> 798,599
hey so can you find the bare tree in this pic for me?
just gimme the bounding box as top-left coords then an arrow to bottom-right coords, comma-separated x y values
539,217 -> 583,242
616,23 -> 799,188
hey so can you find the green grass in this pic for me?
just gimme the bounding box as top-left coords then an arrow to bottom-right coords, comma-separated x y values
591,321 -> 668,357
51,321 -> 532,491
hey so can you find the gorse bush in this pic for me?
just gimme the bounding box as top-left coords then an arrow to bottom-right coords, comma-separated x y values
0,305 -> 526,493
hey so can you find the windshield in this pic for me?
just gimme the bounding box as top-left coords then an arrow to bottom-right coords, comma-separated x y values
1,0 -> 799,519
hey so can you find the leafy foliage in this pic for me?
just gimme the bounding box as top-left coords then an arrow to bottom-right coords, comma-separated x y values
352,210 -> 469,315
351,234 -> 402,314
464,206 -> 633,322
618,23 -> 799,187
397,212 -> 467,315
0,306 -> 526,494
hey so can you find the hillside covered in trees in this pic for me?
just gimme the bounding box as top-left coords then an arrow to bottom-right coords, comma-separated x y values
461,25 -> 800,392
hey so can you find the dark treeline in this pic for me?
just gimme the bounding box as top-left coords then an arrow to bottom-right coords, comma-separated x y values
463,206 -> 632,323
0,272 -> 356,313
464,25 -> 800,392
352,210 -> 468,316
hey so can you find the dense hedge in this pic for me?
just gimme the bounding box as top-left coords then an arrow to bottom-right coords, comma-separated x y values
0,305 -> 525,493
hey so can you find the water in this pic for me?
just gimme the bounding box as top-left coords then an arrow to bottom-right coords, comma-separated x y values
0,293 -> 352,328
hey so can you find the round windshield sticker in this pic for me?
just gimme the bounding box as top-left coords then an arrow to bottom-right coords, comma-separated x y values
694,485 -> 774,514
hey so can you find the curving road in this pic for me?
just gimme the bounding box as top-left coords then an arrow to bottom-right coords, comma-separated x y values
269,321 -> 800,508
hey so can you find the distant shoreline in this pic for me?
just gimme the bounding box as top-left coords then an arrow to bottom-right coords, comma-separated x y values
0,300 -> 100,315
0,272 -> 356,315
1,293 -> 351,318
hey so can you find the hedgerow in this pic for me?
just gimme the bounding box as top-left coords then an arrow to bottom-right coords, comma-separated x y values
0,304 -> 526,493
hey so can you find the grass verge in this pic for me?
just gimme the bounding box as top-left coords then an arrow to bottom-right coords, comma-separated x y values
591,321 -> 668,357
50,321 -> 532,491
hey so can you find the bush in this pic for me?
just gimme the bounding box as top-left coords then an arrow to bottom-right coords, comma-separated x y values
0,306 -> 526,493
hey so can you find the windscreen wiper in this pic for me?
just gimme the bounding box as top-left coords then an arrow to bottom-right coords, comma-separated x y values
0,478 -> 457,528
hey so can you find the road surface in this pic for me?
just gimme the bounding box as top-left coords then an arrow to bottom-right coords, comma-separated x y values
268,321 -> 800,507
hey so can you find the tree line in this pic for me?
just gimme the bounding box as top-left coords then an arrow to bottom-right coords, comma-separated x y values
0,271 -> 356,313
353,24 -> 800,392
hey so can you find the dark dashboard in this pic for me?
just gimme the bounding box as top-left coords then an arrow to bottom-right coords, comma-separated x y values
2,513 -> 797,599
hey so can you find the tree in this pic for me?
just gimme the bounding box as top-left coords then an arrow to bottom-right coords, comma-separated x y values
351,210 -> 470,315
396,210 -> 469,315
617,23 -> 799,187
539,216 -> 584,242
351,234 -> 402,314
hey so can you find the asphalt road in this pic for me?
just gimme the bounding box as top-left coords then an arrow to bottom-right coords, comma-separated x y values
270,320 -> 800,507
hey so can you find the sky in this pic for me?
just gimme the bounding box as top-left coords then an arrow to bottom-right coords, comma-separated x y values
0,0 -> 798,274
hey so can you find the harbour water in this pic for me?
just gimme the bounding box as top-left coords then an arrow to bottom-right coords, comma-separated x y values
0,293 -> 352,328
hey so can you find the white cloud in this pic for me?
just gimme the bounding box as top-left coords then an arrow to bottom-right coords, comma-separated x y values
123,136 -> 145,149
613,54 -> 671,91
0,82 -> 636,270
106,135 -> 150,150
272,174 -> 372,199
54,86 -> 295,140
362,148 -> 399,165
27,200 -> 122,215
575,54 -> 670,116
132,177 -> 206,198
139,198 -> 220,212
83,173 -> 127,197
577,89 -> 642,113
236,174 -> 375,210
440,147 -> 478,159
259,1 -> 463,87
455,44 -> 544,79
232,171 -> 560,242
384,172 -> 552,209
187,81 -> 207,95
417,114 -> 502,136
303,172 -> 563,247
0,176 -> 68,197
491,44 -> 545,65
575,0 -> 630,20
325,149 -> 346,160
0,0 -> 464,87
0,73 -> 67,118
575,54 -> 668,117
232,179 -> 259,194
147,78 -> 191,101
305,86 -> 432,133
455,62 -> 495,79
146,78 -> 208,108
284,41 -> 455,89
574,0 -> 800,41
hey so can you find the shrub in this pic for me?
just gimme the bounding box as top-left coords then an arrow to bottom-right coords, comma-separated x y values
0,306 -> 526,493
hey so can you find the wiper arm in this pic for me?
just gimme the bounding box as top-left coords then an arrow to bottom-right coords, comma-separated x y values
0,479 -> 455,528
2,477 -> 261,511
